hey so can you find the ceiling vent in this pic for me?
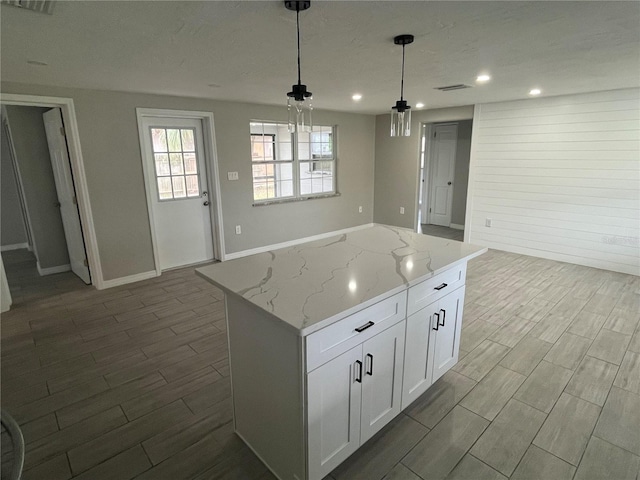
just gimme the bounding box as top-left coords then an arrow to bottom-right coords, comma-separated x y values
434,84 -> 472,92
1,0 -> 55,14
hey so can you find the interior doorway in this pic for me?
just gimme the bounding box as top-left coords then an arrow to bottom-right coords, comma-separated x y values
1,104 -> 90,284
2,94 -> 105,308
418,120 -> 472,241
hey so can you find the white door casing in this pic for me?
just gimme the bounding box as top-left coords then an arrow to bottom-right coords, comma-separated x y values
140,116 -> 214,270
42,108 -> 91,284
429,124 -> 458,226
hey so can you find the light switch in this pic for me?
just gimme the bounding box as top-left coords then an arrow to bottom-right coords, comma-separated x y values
228,171 -> 239,181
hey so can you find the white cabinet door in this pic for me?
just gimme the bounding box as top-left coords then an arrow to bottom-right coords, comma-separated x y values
430,286 -> 465,383
360,321 -> 406,443
402,302 -> 438,409
308,345 -> 363,480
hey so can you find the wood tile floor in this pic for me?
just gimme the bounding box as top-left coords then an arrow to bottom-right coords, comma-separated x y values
420,224 -> 464,241
1,248 -> 639,480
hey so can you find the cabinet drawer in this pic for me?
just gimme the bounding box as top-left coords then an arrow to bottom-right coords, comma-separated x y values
407,263 -> 466,316
306,291 -> 407,373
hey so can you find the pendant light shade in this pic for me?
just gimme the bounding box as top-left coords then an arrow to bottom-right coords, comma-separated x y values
285,1 -> 313,133
390,34 -> 414,137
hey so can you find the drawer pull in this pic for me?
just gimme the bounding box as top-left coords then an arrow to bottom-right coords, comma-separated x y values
433,312 -> 440,331
355,360 -> 363,383
366,353 -> 373,376
439,309 -> 446,327
434,283 -> 448,291
355,321 -> 375,333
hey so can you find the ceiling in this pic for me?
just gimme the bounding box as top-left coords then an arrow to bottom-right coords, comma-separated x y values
1,1 -> 639,114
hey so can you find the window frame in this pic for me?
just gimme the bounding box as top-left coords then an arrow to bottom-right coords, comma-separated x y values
250,121 -> 337,205
149,126 -> 203,202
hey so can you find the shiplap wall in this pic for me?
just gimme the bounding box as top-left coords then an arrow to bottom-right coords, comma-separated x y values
466,88 -> 640,275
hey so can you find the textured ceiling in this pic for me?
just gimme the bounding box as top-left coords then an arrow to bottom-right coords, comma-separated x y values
1,1 -> 639,114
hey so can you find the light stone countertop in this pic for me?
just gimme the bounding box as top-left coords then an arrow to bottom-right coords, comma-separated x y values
196,224 -> 487,336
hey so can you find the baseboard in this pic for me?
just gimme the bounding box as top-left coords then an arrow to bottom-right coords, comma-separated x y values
99,270 -> 159,289
1,242 -> 29,252
36,262 -> 71,276
450,224 -> 464,231
223,223 -> 375,261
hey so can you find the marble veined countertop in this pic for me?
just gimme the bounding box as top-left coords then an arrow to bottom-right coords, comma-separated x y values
196,224 -> 487,336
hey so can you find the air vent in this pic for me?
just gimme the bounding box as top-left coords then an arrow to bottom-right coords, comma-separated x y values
434,84 -> 472,92
1,0 -> 55,14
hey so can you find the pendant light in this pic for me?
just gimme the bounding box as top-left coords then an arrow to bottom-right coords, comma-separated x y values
285,0 -> 313,133
390,34 -> 414,137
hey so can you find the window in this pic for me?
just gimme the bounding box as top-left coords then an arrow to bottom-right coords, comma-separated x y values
150,127 -> 200,200
250,122 -> 336,202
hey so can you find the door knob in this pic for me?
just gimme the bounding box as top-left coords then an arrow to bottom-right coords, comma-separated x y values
203,201 -> 210,206
447,181 -> 452,185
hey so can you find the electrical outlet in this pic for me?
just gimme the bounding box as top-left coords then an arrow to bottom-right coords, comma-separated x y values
235,225 -> 242,234
227,171 -> 239,181
400,207 -> 405,215
358,206 -> 363,213
485,218 -> 492,227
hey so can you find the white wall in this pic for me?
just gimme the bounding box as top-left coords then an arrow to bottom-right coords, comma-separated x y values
466,88 -> 640,275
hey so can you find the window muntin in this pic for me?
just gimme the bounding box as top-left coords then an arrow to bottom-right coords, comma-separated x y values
250,121 -> 336,202
150,127 -> 200,200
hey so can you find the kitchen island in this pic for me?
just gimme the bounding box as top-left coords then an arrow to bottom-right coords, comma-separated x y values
197,224 -> 487,480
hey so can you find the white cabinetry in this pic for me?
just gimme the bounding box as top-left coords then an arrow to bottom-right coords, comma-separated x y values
308,320 -> 406,480
402,284 -> 465,409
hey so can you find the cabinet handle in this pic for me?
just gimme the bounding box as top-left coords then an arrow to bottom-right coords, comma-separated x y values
434,283 -> 448,291
355,321 -> 375,333
366,353 -> 373,376
355,360 -> 363,383
433,312 -> 440,331
439,309 -> 446,327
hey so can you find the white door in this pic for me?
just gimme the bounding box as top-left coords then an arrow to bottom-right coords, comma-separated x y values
140,118 -> 213,270
307,345 -> 363,480
429,124 -> 457,226
42,108 -> 91,284
430,287 -> 465,383
360,321 -> 405,443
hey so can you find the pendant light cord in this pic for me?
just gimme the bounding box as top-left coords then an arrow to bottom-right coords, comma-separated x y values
400,43 -> 405,101
296,7 -> 302,85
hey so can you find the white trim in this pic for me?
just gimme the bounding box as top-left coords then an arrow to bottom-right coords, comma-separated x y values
0,93 -> 103,288
0,243 -> 29,252
450,224 -> 464,231
136,108 -> 225,271
463,105 -> 481,243
36,262 -> 71,276
224,223 -> 374,261
100,270 -> 159,289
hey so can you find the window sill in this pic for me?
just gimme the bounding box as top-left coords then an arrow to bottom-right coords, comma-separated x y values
253,192 -> 341,207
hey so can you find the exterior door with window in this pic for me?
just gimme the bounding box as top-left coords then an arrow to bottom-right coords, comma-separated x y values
141,117 -> 213,270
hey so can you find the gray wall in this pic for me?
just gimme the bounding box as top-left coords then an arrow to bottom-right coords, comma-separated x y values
451,119 -> 472,226
373,106 -> 474,229
0,117 -> 28,247
1,82 -> 375,281
4,106 -> 70,269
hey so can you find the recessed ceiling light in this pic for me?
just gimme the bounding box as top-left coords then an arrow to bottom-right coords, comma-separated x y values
476,74 -> 491,83
27,60 -> 48,66
529,88 -> 542,96
416,103 -> 425,109
352,94 -> 362,101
